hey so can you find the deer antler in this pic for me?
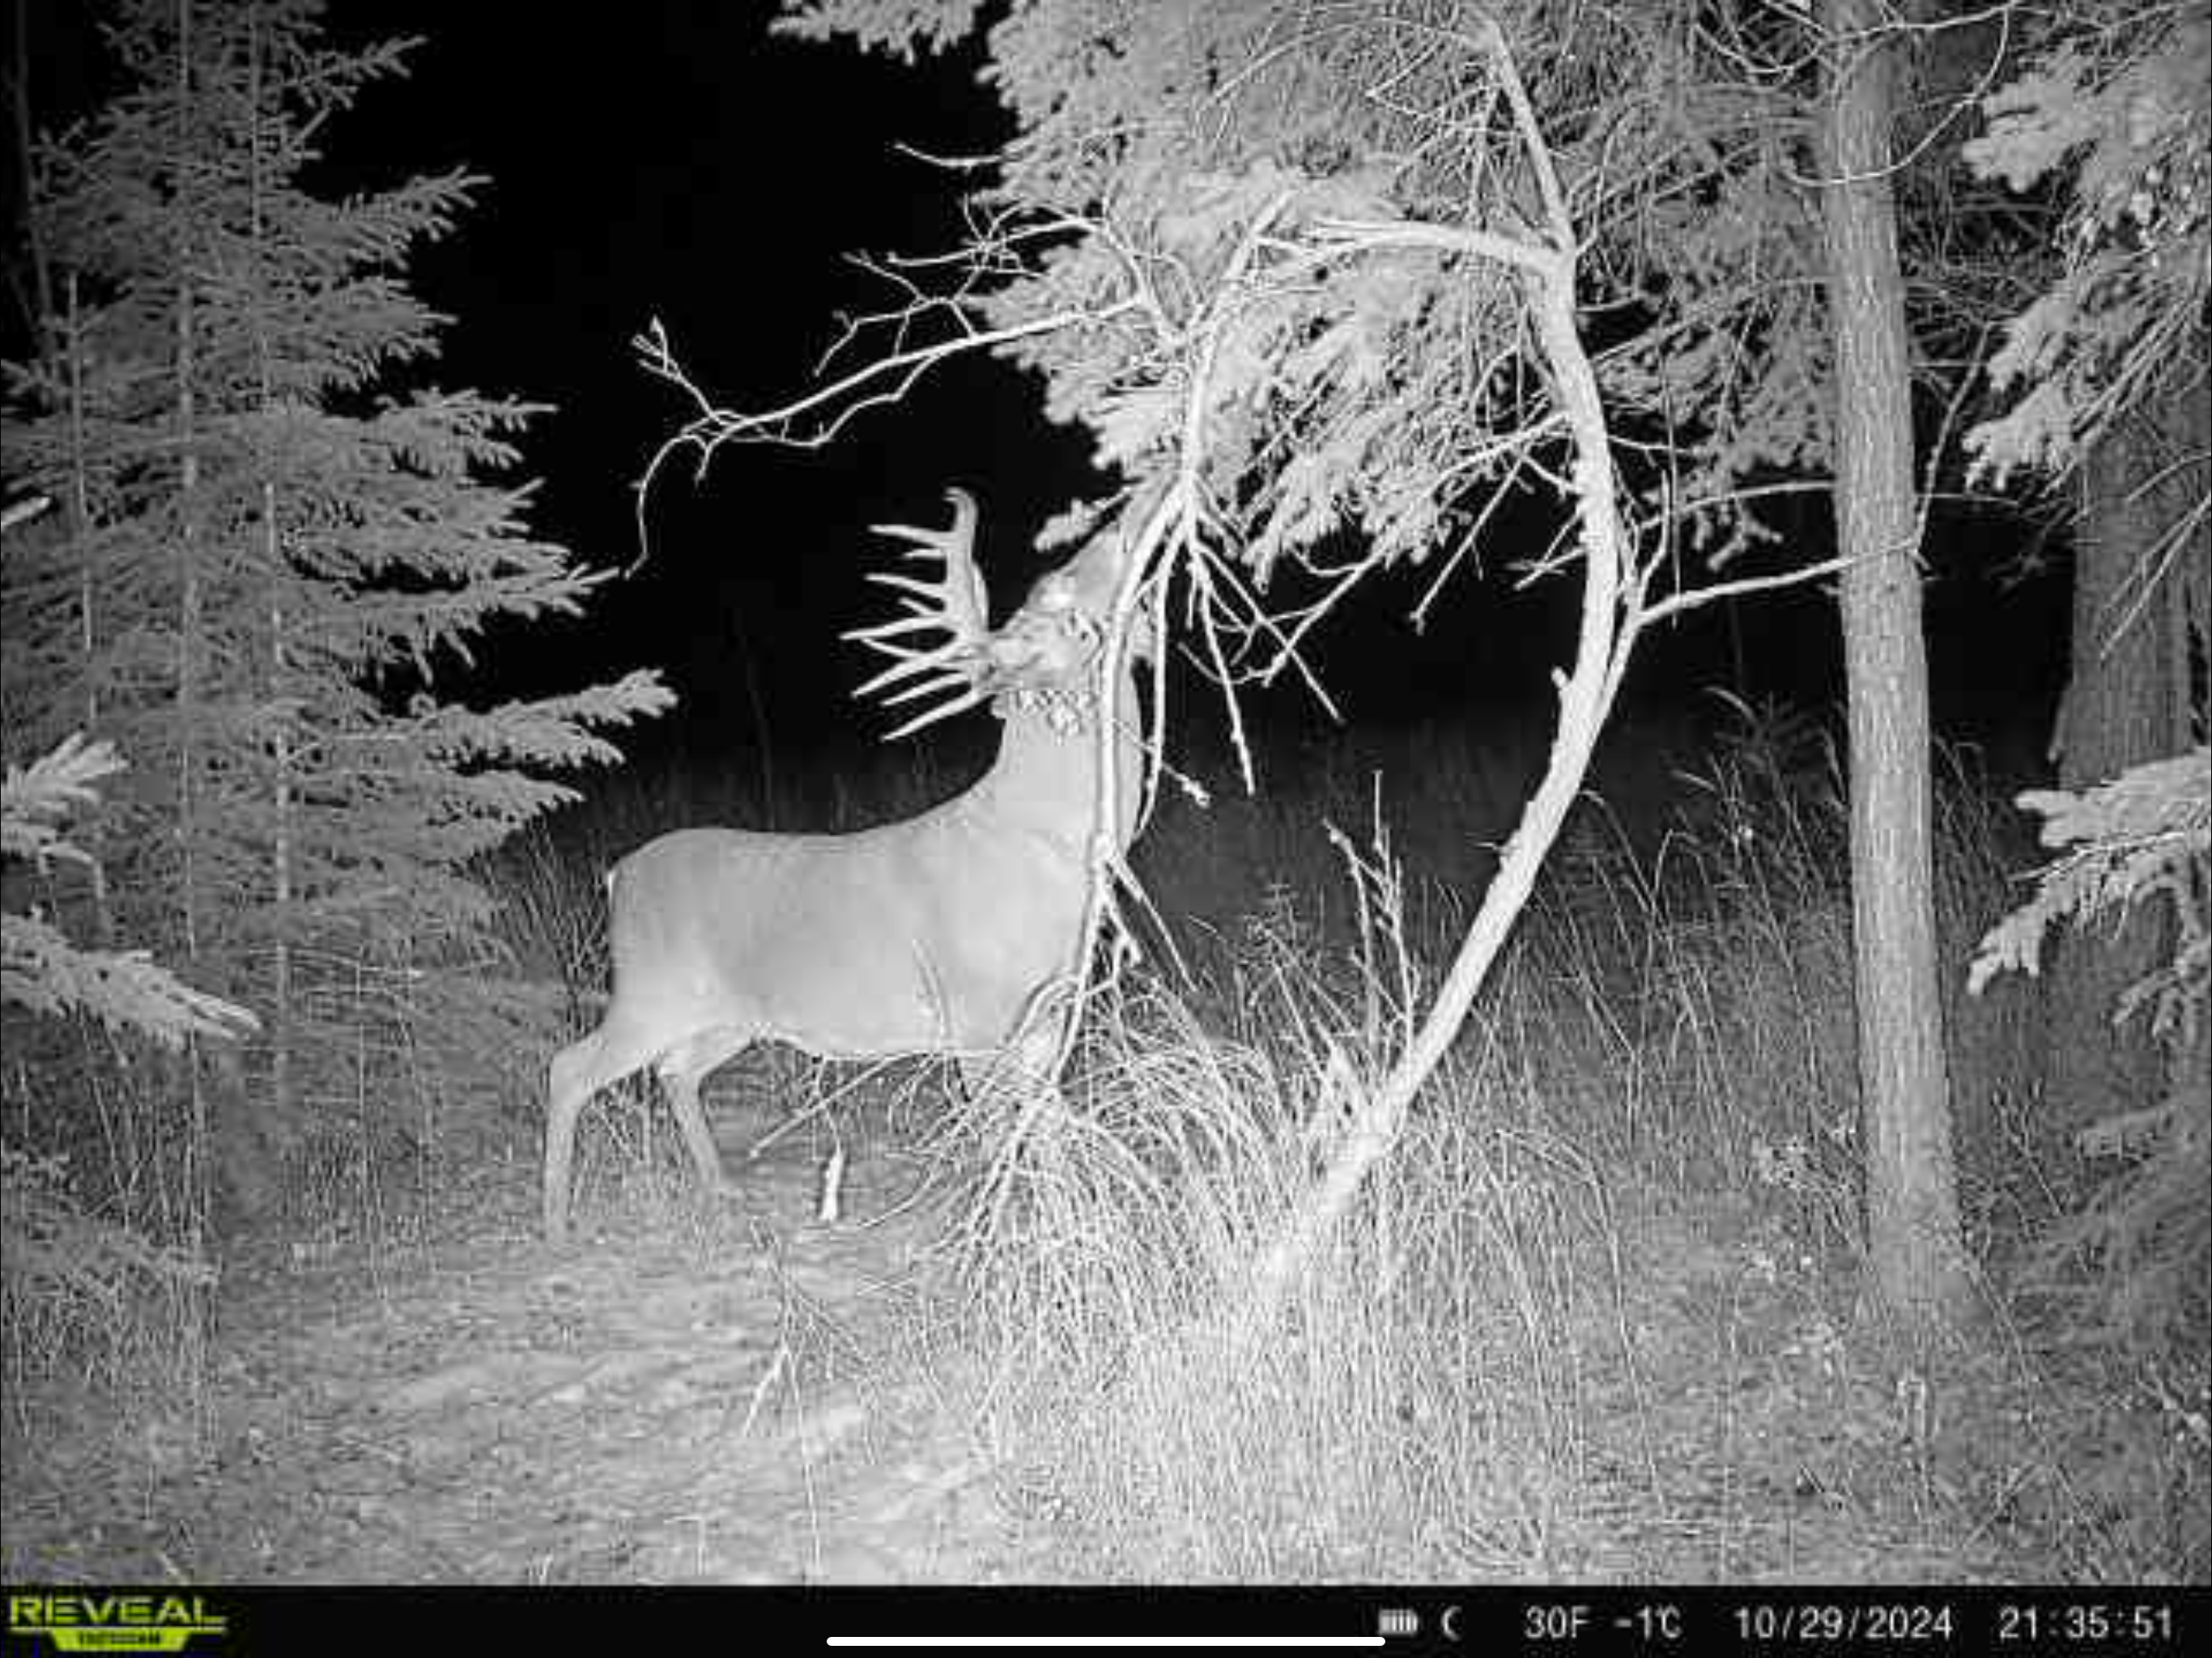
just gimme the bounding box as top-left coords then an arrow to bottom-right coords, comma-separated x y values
847,487 -> 996,738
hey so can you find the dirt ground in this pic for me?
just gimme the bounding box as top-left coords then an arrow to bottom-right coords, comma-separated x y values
4,1103 -> 1066,1584
2,1092 -> 2177,1588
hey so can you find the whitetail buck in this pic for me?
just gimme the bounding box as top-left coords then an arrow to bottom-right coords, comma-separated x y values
542,489 -> 1143,1240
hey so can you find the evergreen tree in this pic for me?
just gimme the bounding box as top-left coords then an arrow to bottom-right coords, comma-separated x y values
2,0 -> 670,1218
758,0 -> 1991,1337
1964,1 -> 2210,1353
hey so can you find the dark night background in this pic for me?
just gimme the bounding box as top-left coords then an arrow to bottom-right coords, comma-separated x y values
9,2 -> 2071,791
17,6 -> 2205,1594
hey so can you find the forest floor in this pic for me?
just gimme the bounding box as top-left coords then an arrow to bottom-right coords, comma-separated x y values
5,1096 -> 1049,1584
2,1088 -> 2175,1588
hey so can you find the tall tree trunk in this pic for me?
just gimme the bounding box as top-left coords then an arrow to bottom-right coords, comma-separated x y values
2044,339 -> 2210,1132
248,8 -> 296,1140
172,0 -> 278,1223
1815,0 -> 1976,1344
63,278 -> 109,942
172,0 -> 212,1235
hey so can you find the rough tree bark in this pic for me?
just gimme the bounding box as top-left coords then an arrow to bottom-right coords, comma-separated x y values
1815,0 -> 1978,1344
2045,339 -> 2210,1131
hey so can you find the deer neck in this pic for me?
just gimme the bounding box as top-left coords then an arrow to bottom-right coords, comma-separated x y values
968,665 -> 1141,855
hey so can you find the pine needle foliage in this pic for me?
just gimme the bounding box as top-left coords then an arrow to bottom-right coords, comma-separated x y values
1962,2 -> 2210,1363
2,0 -> 671,1218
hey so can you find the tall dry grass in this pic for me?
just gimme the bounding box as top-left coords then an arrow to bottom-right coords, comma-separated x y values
493,697 -> 2202,1579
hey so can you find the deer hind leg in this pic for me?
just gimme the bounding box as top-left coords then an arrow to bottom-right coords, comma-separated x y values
657,1027 -> 755,1205
545,1019 -> 664,1244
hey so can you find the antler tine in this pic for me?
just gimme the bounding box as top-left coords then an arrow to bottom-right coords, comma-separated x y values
844,607 -> 949,653
874,666 -> 979,708
862,570 -> 959,608
849,650 -> 963,702
864,487 -> 985,640
882,683 -> 991,742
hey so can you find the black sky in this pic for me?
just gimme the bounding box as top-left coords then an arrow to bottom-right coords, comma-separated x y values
8,2 -> 2068,772
338,2 -> 1079,751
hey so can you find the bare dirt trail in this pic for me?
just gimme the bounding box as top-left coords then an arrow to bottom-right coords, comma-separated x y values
12,1109 -> 1061,1584
9,1097 -> 2109,1588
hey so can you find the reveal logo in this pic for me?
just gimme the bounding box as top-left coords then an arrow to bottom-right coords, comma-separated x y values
6,1594 -> 227,1654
